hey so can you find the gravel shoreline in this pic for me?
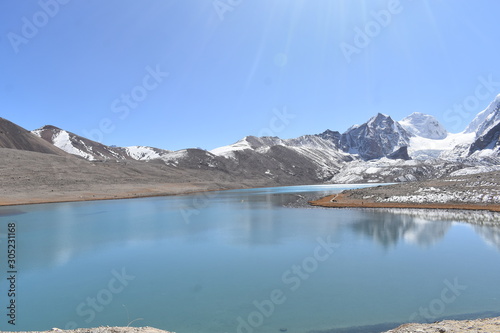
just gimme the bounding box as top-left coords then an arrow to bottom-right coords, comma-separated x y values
3,318 -> 500,333
384,316 -> 500,332
310,170 -> 500,213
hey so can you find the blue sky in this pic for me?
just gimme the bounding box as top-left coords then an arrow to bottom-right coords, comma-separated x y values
1,0 -> 500,151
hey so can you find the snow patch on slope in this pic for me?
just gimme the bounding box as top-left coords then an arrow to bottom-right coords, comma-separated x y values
52,130 -> 95,160
449,165 -> 500,177
161,150 -> 189,166
210,137 -> 255,159
408,132 -> 476,159
126,146 -> 165,160
31,129 -> 43,137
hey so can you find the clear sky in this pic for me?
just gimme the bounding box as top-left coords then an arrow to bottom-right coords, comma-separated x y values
2,0 -> 500,151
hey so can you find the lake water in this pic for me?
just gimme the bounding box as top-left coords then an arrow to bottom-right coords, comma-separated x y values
1,184 -> 500,333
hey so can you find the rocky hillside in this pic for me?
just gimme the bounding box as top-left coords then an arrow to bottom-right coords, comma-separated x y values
0,118 -> 67,156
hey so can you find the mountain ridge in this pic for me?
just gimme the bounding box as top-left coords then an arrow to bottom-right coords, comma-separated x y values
2,94 -> 500,185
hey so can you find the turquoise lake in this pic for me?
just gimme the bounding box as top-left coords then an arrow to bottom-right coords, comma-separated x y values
1,184 -> 500,333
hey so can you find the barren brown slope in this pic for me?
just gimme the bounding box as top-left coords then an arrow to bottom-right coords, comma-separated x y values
0,147 -> 293,206
0,117 -> 67,155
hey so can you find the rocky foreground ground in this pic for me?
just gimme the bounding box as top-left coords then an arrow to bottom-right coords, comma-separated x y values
3,318 -> 500,333
384,316 -> 500,332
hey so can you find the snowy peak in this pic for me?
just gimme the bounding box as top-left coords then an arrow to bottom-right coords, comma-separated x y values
467,97 -> 500,157
451,94 -> 500,158
316,129 -> 341,147
368,113 -> 390,126
474,98 -> 500,139
465,94 -> 500,134
340,113 -> 411,160
399,112 -> 448,140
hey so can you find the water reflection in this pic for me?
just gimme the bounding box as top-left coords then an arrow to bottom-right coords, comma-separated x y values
0,207 -> 25,217
351,208 -> 500,249
351,211 -> 452,248
374,208 -> 500,225
473,225 -> 500,251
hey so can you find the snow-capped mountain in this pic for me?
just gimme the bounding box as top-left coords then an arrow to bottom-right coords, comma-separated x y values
435,95 -> 500,160
399,112 -> 448,139
469,122 -> 500,157
210,135 -> 355,181
468,96 -> 500,157
32,125 -> 172,161
340,113 -> 411,160
465,94 -> 500,134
